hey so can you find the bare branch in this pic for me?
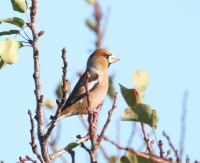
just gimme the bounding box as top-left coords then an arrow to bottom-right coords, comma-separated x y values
103,136 -> 173,163
158,140 -> 164,158
94,1 -> 103,48
80,143 -> 90,153
28,110 -> 44,163
29,0 -> 50,162
84,72 -> 98,163
68,149 -> 75,163
50,134 -> 90,160
45,48 -> 68,139
165,150 -> 171,159
141,123 -> 153,153
180,91 -> 188,160
17,156 -> 38,163
163,131 -> 180,162
97,93 -> 118,145
126,123 -> 137,147
99,145 -> 114,163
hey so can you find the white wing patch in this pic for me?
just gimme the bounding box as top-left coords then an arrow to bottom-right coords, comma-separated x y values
88,79 -> 99,90
77,79 -> 99,97
78,98 -> 84,104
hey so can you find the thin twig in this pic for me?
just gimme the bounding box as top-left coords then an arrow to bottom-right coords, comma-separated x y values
165,150 -> 171,159
50,134 -> 90,160
180,91 -> 188,160
186,156 -> 190,163
94,1 -> 103,48
49,122 -> 67,163
29,0 -> 50,162
134,88 -> 153,153
80,143 -> 90,153
79,107 -> 114,163
28,110 -> 44,163
163,131 -> 180,162
103,136 -> 173,163
68,149 -> 75,163
97,93 -> 118,145
45,48 -> 68,140
116,118 -> 121,163
20,33 -> 29,41
99,145 -> 114,163
159,140 -> 164,158
17,156 -> 38,163
14,26 -> 28,39
84,72 -> 98,163
141,123 -> 153,153
126,123 -> 137,147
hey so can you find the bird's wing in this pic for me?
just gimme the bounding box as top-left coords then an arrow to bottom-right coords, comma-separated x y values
61,71 -> 99,111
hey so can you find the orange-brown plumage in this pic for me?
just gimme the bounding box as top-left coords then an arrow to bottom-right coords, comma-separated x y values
46,49 -> 119,128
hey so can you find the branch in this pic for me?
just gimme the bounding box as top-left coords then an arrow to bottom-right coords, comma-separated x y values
99,145 -> 114,163
50,134 -> 90,160
163,131 -> 180,162
28,110 -> 44,163
180,91 -> 188,160
94,1 -> 103,48
68,149 -> 75,163
126,123 -> 137,147
103,136 -> 173,163
29,0 -> 50,162
84,73 -> 98,163
186,156 -> 190,163
49,122 -> 67,163
134,88 -> 153,153
141,123 -> 153,153
165,150 -> 171,159
17,156 -> 38,163
97,93 -> 118,145
158,140 -> 164,158
45,48 -> 68,140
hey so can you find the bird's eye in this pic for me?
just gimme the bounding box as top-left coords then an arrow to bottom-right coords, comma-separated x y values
103,53 -> 109,59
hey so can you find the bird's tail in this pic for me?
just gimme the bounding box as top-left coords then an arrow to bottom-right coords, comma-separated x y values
45,113 -> 71,129
46,121 -> 53,129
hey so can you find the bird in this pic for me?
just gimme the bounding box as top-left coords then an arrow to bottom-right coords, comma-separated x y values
47,49 -> 119,128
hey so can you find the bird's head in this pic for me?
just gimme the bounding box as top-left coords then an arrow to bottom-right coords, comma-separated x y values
87,49 -> 120,71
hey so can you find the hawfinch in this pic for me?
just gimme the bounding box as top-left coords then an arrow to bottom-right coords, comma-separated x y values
47,49 -> 119,128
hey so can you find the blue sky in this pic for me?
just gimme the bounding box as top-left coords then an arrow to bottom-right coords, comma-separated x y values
0,0 -> 200,162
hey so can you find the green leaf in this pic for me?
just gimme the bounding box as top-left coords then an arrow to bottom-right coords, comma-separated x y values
120,155 -> 131,163
107,76 -> 115,100
56,82 -> 63,99
0,57 -> 6,69
0,30 -> 19,36
121,104 -> 159,129
11,0 -> 27,13
137,92 -> 144,104
119,84 -> 137,108
132,70 -> 149,92
0,38 -> 23,64
86,18 -> 96,32
120,151 -> 152,163
0,17 -> 25,28
121,107 -> 137,121
65,142 -> 79,151
44,99 -> 56,109
110,156 -> 118,162
55,81 -> 70,99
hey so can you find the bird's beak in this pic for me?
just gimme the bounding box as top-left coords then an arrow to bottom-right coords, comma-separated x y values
108,54 -> 120,64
